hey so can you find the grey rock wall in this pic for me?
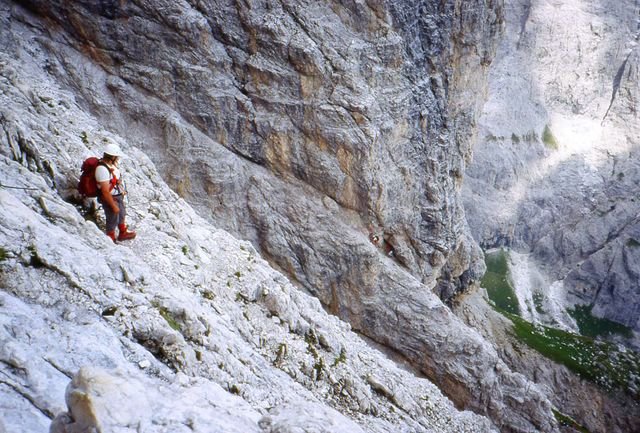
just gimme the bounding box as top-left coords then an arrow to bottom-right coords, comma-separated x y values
0,23 -> 499,431
15,0 -> 499,301
1,0 -> 565,431
464,0 -> 640,334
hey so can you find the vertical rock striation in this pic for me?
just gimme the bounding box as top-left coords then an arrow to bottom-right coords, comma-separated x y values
464,0 -> 640,336
14,0 -> 499,303
2,0 -> 562,431
461,0 -> 640,430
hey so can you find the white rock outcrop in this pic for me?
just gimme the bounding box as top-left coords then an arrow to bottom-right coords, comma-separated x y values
0,8 -> 504,430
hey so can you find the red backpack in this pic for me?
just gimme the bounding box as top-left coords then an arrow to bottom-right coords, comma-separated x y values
78,157 -> 111,197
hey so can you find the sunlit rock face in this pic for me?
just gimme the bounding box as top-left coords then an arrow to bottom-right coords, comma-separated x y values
1,1 -> 564,432
0,23 -> 500,430
15,0 -> 501,303
464,0 -> 640,336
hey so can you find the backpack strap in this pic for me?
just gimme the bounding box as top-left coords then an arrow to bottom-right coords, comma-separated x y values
98,160 -> 119,192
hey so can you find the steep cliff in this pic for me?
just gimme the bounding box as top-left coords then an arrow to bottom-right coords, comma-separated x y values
461,1 -> 640,431
464,0 -> 640,336
1,0 -> 565,431
0,4 -> 498,429
14,0 -> 503,302
0,97 -> 494,433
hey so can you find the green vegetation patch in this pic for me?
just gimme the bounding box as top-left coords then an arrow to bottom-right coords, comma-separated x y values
0,247 -> 7,262
542,125 -> 558,149
626,238 -> 640,248
501,309 -> 640,398
158,307 -> 182,332
532,292 -> 546,315
332,348 -> 347,367
481,249 -> 520,315
569,305 -> 633,339
482,253 -> 639,400
553,409 -> 591,433
27,245 -> 45,268
201,290 -> 215,300
313,356 -> 326,380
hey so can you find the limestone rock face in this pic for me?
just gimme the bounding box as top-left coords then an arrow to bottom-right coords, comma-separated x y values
464,0 -> 640,334
15,0 -> 500,301
0,0 -> 563,432
0,71 -> 495,432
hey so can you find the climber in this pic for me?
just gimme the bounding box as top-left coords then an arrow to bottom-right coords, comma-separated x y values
95,142 -> 136,242
368,227 -> 395,257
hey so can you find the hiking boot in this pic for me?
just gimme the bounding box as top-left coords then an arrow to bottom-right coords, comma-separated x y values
117,224 -> 136,241
106,231 -> 117,243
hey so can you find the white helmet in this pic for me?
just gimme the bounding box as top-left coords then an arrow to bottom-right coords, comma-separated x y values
103,143 -> 125,158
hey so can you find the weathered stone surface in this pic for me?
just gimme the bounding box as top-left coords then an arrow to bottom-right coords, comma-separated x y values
460,2 -> 640,428
13,0 -> 499,299
0,0 -> 563,431
463,0 -> 640,334
0,108 -> 493,433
